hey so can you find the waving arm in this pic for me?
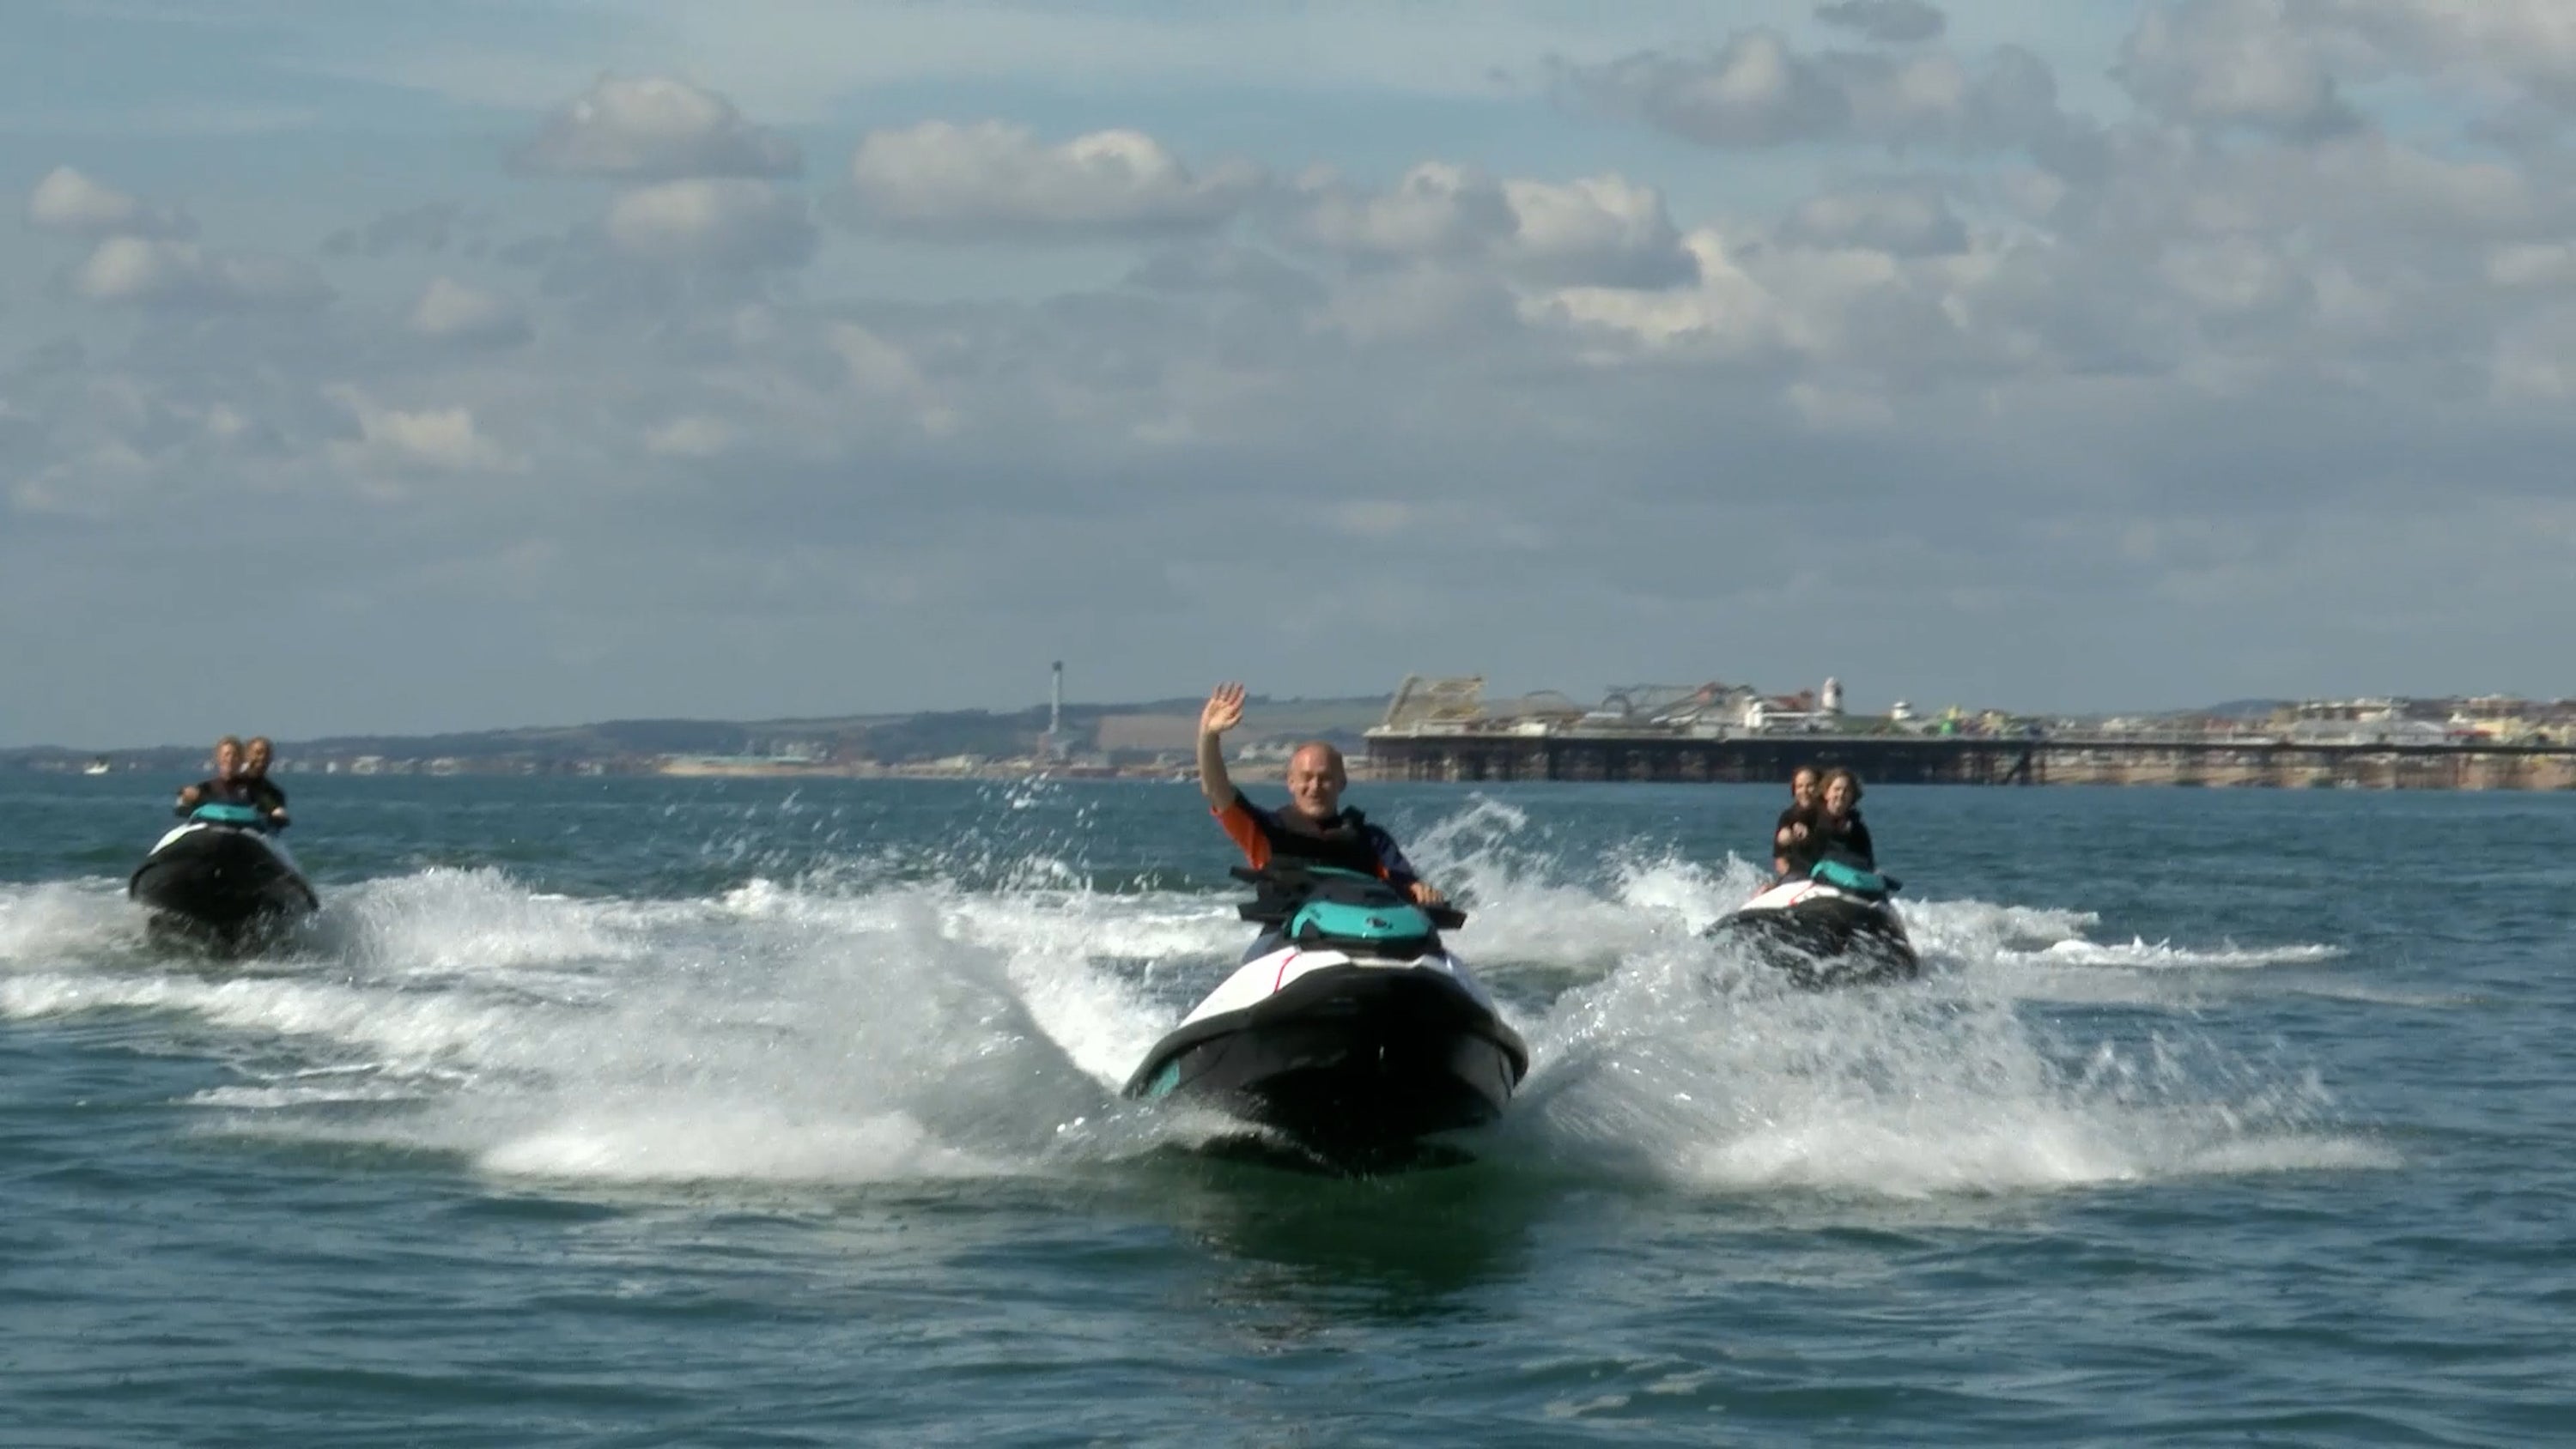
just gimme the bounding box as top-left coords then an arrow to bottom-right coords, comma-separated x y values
1195,682 -> 1245,813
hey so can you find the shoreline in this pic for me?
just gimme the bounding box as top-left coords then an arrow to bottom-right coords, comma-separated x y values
33,756 -> 2576,791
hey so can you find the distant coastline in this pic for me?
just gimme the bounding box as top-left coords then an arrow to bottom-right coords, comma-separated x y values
1,695 -> 1385,784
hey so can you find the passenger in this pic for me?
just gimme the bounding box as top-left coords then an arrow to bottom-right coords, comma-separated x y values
240,736 -> 290,829
1194,681 -> 1445,906
1814,768 -> 1876,870
1772,766 -> 1820,877
173,736 -> 252,815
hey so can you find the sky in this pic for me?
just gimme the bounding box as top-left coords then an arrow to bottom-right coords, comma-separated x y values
5,0 -> 2573,747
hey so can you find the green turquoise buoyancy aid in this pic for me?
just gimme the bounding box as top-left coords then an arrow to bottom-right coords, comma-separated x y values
191,803 -> 264,827
1281,867 -> 1438,951
1811,858 -> 1897,896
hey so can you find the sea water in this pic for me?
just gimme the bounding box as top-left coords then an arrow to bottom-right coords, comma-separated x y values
3,775 -> 2568,1446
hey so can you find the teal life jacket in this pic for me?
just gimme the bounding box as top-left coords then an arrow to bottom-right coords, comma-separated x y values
1270,867 -> 1439,954
1287,896 -> 1437,949
1811,857 -> 1899,897
191,803 -> 264,827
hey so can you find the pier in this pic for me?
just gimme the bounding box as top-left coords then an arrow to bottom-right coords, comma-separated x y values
1360,676 -> 2576,790
1364,729 -> 2576,789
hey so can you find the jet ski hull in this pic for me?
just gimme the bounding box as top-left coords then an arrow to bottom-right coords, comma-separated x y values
129,823 -> 317,949
1709,882 -> 1918,989
1127,960 -> 1528,1171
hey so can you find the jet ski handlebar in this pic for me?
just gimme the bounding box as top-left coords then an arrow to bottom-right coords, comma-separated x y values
1227,864 -> 1467,931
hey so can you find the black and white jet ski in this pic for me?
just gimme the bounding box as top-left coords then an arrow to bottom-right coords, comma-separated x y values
1706,856 -> 1918,989
128,803 -> 318,951
1124,865 -> 1529,1171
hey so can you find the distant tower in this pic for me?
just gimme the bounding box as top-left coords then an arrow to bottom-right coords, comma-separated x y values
1822,676 -> 1844,716
1043,661 -> 1066,761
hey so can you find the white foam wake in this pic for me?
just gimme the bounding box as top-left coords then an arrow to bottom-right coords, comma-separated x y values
0,800 -> 2378,1196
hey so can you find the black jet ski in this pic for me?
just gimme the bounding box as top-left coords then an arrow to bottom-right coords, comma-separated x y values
129,803 -> 318,951
1124,865 -> 1529,1172
1707,856 -> 1918,989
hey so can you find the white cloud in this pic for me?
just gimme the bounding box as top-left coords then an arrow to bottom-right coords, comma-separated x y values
1500,175 -> 1697,287
604,179 -> 817,268
26,166 -> 193,238
2157,235 -> 2311,324
517,75 -> 799,179
1296,163 -> 1511,258
1317,264 -> 1518,345
2314,0 -> 2576,111
828,323 -> 959,435
644,415 -> 735,458
1565,32 -> 1849,149
2117,0 -> 2360,139
2111,132 -> 2534,246
1540,229 -> 1794,356
2488,243 -> 2576,288
326,385 -> 520,476
408,277 -> 531,347
1779,186 -> 1969,256
2492,306 -> 2576,401
845,121 -> 1264,239
1294,165 -> 1695,288
1554,30 -> 2078,157
68,236 -> 329,310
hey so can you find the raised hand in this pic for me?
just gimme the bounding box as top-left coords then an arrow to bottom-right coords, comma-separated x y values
1194,682 -> 1247,809
1200,682 -> 1247,737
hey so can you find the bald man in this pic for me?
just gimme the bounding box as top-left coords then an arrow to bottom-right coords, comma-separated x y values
1194,682 -> 1445,906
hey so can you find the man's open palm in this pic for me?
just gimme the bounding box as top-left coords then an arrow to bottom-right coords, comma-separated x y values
1201,682 -> 1246,736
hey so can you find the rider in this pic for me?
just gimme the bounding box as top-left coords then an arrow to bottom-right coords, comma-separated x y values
240,736 -> 290,829
1813,768 -> 1876,870
173,736 -> 254,815
1194,682 -> 1444,906
1772,766 -> 1820,877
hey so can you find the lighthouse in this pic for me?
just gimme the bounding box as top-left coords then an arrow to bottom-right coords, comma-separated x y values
1042,661 -> 1066,761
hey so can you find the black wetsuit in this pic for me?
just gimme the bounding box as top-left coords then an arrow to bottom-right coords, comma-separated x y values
1776,805 -> 1823,877
173,777 -> 255,816
1814,810 -> 1875,870
1212,791 -> 1427,962
245,777 -> 288,819
1213,790 -> 1421,888
1773,804 -> 1809,867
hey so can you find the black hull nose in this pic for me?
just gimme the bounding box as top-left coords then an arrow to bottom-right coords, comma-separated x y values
1128,966 -> 1528,1173
1709,900 -> 1919,990
1182,1031 -> 1518,1168
129,830 -> 317,935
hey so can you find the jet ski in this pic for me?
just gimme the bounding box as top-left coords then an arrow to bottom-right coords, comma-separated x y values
1124,864 -> 1529,1172
129,803 -> 318,951
1707,856 -> 1918,989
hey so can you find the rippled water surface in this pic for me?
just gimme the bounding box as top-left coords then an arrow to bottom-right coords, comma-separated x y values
4,775 -> 2570,1445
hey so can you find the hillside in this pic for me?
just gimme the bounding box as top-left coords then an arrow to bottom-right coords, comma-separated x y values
6,694 -> 1396,773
